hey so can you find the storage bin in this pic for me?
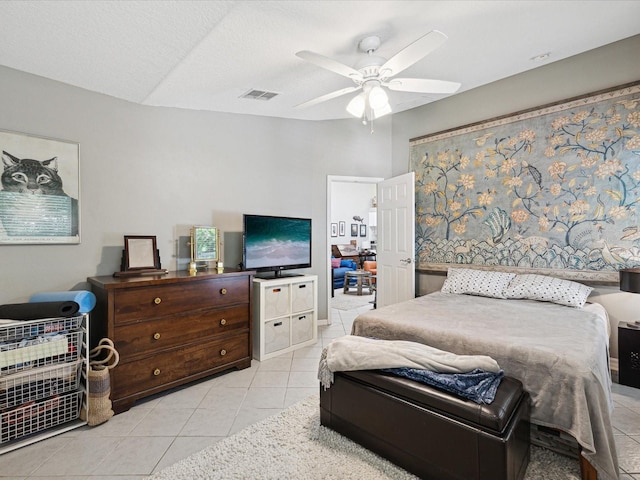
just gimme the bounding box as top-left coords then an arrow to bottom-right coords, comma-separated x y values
291,282 -> 314,313
1,390 -> 83,445
0,331 -> 83,376
263,285 -> 290,319
291,313 -> 313,345
0,316 -> 83,343
0,360 -> 82,410
264,318 -> 290,354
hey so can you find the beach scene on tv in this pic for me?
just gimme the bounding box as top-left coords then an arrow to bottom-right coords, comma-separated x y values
244,216 -> 311,269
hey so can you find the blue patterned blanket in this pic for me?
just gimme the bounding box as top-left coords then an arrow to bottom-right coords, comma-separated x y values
382,367 -> 504,404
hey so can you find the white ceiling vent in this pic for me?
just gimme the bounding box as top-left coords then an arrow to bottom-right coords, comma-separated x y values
240,89 -> 279,101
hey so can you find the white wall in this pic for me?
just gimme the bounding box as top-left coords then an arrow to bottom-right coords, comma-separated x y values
391,34 -> 640,358
0,65 -> 393,321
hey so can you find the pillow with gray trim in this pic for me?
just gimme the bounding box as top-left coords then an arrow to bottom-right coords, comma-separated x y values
504,274 -> 592,308
441,267 -> 516,299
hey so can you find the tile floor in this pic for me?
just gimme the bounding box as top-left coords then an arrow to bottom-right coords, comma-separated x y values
1,297 -> 640,479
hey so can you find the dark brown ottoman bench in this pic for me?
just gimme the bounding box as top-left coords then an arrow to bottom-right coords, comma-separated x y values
320,370 -> 530,480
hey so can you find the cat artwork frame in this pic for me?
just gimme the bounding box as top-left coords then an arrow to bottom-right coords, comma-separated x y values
0,129 -> 80,244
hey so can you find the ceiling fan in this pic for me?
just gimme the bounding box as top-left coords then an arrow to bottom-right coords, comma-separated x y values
295,30 -> 461,124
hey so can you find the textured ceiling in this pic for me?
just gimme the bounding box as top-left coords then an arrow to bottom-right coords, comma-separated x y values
1,1 -> 639,121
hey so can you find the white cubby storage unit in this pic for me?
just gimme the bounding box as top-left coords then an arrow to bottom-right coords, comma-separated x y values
0,314 -> 88,454
253,275 -> 317,361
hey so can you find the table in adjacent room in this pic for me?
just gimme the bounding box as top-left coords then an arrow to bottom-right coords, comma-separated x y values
343,270 -> 373,296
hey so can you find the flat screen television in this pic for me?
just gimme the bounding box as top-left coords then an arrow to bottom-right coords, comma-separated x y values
242,214 -> 312,277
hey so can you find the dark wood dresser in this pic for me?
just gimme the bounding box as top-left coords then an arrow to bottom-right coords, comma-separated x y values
87,269 -> 254,413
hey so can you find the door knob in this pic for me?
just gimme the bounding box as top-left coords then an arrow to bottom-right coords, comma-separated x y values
400,258 -> 412,264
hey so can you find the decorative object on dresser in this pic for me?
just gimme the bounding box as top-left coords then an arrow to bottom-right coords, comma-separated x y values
0,314 -> 88,454
253,275 -> 317,361
87,269 -> 253,413
188,225 -> 219,275
114,235 -> 168,277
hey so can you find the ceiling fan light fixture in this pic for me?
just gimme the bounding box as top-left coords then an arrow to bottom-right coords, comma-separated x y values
368,85 -> 389,109
371,102 -> 392,120
346,93 -> 366,118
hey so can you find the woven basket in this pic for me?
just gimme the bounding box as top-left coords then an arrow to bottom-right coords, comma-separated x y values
80,338 -> 119,426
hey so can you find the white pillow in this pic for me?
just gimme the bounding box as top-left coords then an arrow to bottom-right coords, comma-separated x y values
441,268 -> 516,299
504,274 -> 592,308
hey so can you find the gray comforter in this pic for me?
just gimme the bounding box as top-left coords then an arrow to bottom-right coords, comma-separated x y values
351,292 -> 618,480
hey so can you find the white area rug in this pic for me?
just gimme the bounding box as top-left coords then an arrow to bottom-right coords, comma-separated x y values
331,289 -> 374,310
149,395 -> 581,480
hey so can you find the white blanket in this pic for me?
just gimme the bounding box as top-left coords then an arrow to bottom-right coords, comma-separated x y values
318,335 -> 500,388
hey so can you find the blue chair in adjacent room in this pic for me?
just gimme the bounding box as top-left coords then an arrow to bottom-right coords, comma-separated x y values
331,258 -> 357,290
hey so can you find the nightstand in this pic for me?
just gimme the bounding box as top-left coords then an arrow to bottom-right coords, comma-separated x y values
619,322 -> 640,388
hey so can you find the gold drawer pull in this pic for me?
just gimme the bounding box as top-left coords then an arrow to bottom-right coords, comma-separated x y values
153,368 -> 161,376
153,332 -> 161,340
220,349 -> 227,356
154,297 -> 162,305
220,318 -> 227,326
220,288 -> 227,295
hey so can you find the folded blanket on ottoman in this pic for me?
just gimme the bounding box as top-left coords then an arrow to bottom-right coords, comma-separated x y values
318,335 -> 503,403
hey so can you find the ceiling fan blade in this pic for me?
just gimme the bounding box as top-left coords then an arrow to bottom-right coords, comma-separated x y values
384,78 -> 461,94
295,86 -> 361,109
380,30 -> 448,77
296,50 -> 363,81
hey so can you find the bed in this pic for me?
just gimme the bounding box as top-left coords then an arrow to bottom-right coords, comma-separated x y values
351,269 -> 618,480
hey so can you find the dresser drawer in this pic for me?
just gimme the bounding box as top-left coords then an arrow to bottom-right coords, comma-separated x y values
112,333 -> 249,399
113,276 -> 249,324
113,305 -> 249,358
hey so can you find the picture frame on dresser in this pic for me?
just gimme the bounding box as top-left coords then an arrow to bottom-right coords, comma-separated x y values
191,226 -> 219,262
0,129 -> 80,245
124,235 -> 160,269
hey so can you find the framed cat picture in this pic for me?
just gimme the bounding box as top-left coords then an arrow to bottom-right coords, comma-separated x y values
0,130 -> 80,244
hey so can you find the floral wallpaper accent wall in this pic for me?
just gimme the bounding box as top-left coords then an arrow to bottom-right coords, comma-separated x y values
409,82 -> 640,281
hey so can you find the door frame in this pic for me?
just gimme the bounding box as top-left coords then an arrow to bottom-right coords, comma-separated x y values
326,175 -> 383,325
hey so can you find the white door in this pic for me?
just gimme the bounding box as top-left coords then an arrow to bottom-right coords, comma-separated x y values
376,172 -> 415,308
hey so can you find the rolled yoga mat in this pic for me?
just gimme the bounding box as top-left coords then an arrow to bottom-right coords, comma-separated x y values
0,301 -> 80,320
30,290 -> 96,313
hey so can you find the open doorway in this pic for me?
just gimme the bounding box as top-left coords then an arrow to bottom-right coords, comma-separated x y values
326,175 -> 383,325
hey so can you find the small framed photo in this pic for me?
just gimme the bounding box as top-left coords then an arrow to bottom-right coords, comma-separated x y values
191,226 -> 219,262
331,223 -> 338,237
360,224 -> 367,237
124,235 -> 161,270
339,221 -> 345,236
350,224 -> 358,237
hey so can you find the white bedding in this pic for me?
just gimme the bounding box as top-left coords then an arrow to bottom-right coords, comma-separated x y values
351,292 -> 618,480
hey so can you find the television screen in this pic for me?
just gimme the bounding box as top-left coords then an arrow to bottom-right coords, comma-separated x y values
243,214 -> 312,275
